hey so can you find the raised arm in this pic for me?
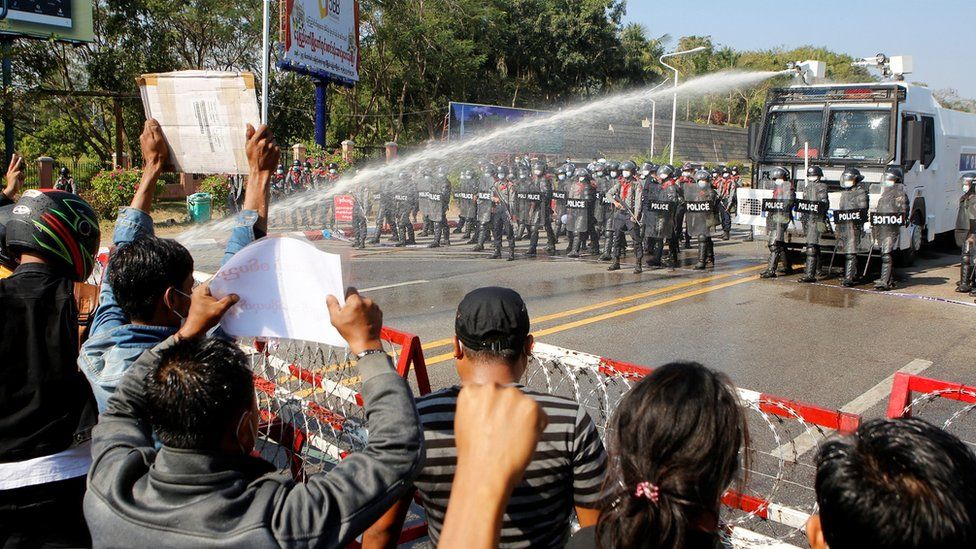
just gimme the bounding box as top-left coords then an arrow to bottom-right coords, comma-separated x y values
130,119 -> 168,215
270,289 -> 425,546
222,124 -> 280,265
1,153 -> 24,206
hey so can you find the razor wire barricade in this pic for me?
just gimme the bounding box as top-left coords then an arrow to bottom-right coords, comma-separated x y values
242,327 -> 430,481
887,372 -> 976,453
524,342 -> 861,548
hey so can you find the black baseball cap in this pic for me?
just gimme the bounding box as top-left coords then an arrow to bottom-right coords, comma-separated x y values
455,287 -> 530,352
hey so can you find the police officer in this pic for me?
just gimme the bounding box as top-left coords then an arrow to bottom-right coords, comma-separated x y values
872,167 -> 910,291
607,160 -> 644,273
416,166 -> 433,238
393,171 -> 416,247
685,169 -> 721,269
519,160 -> 553,256
759,166 -> 796,279
835,167 -> 870,287
566,167 -> 594,258
643,164 -> 679,269
350,179 -> 371,249
428,165 -> 451,248
55,167 -> 76,194
955,173 -> 976,293
454,167 -> 478,242
490,169 -> 518,260
676,164 -> 695,249
552,163 -> 572,241
370,173 -> 399,245
717,166 -> 736,240
597,161 -> 618,260
271,164 -> 286,201
472,163 -> 496,251
796,166 -> 830,283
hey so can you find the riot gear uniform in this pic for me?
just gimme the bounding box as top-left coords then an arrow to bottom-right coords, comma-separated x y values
472,166 -> 497,251
676,165 -> 695,249
955,173 -> 976,293
796,166 -> 830,283
643,164 -> 680,269
55,168 -> 76,194
607,163 -> 644,273
350,182 -> 371,249
872,167 -> 910,291
428,165 -> 452,248
759,166 -> 796,278
371,174 -> 399,244
393,171 -> 417,247
566,168 -> 594,258
717,166 -> 736,240
552,163 -> 573,240
836,167 -> 870,287
685,169 -> 721,269
490,175 -> 518,260
454,168 -> 479,242
594,163 -> 613,260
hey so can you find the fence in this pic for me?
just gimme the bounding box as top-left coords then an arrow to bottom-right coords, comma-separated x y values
22,157 -> 110,192
886,372 -> 976,453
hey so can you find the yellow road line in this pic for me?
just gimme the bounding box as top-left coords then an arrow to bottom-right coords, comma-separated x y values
423,275 -> 756,366
419,264 -> 763,351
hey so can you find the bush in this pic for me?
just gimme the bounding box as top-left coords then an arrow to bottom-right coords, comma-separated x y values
84,168 -> 165,220
199,175 -> 231,214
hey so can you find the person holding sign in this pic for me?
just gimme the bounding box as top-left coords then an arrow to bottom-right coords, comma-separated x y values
871,167 -> 910,291
835,168 -> 870,287
759,166 -> 796,279
684,169 -> 721,270
955,173 -> 976,294
797,166 -> 831,283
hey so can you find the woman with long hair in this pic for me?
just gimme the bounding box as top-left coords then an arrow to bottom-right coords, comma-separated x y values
568,361 -> 749,548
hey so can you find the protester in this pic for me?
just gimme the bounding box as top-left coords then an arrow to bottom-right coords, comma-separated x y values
807,417 -> 976,549
83,285 -> 425,546
79,120 -> 279,411
0,155 -> 101,547
438,383 -> 548,549
0,154 -> 24,278
567,361 -> 748,549
363,286 -> 606,549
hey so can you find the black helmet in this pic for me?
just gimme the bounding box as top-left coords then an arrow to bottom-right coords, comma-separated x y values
640,162 -> 655,176
883,166 -> 904,185
0,204 -> 16,270
592,162 -> 606,175
398,171 -> 410,180
275,164 -> 285,174
807,166 -> 824,179
292,159 -> 302,168
304,160 -> 312,169
606,160 -> 620,173
574,167 -> 591,180
841,167 -> 864,187
961,173 -> 976,192
531,160 -> 546,175
620,160 -> 637,173
656,164 -> 676,181
59,167 -> 70,177
328,162 -> 339,171
5,190 -> 100,281
680,164 -> 693,176
694,169 -> 712,183
721,166 -> 731,176
731,166 -> 740,175
769,166 -> 790,181
555,165 -> 567,177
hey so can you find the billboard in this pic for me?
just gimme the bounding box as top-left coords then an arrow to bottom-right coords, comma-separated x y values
279,0 -> 360,86
448,102 -> 563,154
0,0 -> 94,42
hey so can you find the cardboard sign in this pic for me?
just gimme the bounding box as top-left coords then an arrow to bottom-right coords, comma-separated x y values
334,194 -> 354,223
686,201 -> 713,213
870,212 -> 906,226
138,71 -> 260,174
210,237 -> 347,347
833,209 -> 868,223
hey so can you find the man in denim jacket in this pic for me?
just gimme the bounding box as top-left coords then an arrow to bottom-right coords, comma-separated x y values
79,120 -> 281,411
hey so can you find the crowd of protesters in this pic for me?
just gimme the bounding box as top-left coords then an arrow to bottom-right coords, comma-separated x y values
1,121 -> 975,549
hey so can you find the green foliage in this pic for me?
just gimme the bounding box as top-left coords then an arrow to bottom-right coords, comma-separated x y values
199,175 -> 230,213
85,168 -> 164,220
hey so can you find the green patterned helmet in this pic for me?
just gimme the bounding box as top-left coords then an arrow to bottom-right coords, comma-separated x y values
5,190 -> 100,281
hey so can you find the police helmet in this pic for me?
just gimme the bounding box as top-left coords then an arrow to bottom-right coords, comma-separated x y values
841,167 -> 864,187
883,166 -> 904,185
807,166 -> 824,179
656,164 -> 676,181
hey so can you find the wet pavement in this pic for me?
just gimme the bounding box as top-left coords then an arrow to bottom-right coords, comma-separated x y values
190,225 -> 975,419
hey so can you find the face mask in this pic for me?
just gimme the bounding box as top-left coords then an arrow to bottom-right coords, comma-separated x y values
558,174 -> 566,180
641,170 -> 650,177
697,180 -> 709,188
964,184 -> 971,193
533,170 -> 542,176
841,179 -> 854,189
622,171 -> 632,178
810,176 -> 821,183
579,177 -> 587,182
773,179 -> 785,186
883,180 -> 895,188
169,287 -> 191,326
329,169 -> 337,174
596,171 -> 604,177
609,171 -> 619,177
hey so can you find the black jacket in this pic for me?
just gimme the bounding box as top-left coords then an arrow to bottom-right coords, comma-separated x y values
84,336 -> 425,548
0,262 -> 97,462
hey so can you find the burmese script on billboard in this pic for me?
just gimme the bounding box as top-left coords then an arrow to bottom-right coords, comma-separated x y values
281,0 -> 360,84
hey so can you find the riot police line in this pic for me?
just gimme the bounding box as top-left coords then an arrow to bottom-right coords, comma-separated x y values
274,156 -> 976,295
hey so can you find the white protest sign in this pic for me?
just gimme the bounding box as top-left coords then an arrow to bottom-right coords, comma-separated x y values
138,70 -> 260,174
210,237 -> 347,346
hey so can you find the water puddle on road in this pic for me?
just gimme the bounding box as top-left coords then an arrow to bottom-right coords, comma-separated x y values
782,283 -> 860,308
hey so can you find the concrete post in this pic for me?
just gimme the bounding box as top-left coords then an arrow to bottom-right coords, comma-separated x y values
37,156 -> 54,189
111,152 -> 129,169
384,141 -> 398,164
292,143 -> 307,164
341,139 -> 355,163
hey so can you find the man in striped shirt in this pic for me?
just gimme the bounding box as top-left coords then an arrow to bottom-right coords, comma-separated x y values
363,287 -> 606,548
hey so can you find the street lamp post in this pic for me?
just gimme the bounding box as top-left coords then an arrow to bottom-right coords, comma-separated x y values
659,46 -> 707,164
647,78 -> 671,157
